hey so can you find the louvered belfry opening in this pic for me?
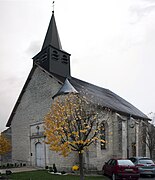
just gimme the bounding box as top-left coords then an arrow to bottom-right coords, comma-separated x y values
33,48 -> 49,71
49,45 -> 71,77
33,44 -> 70,77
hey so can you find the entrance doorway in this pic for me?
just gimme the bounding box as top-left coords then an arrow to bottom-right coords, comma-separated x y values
35,142 -> 45,167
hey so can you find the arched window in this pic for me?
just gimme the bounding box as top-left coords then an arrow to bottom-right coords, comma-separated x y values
100,122 -> 106,150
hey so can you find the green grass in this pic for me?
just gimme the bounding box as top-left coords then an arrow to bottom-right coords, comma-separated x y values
6,170 -> 108,180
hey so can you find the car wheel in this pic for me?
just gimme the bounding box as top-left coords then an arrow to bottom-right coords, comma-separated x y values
112,173 -> 116,180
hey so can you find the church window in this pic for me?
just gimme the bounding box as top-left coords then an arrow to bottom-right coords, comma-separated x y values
100,122 -> 106,150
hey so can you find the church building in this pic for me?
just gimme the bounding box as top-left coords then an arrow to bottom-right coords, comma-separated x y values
6,10 -> 149,171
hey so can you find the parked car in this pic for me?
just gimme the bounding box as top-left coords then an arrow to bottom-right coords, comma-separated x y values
129,157 -> 155,177
102,158 -> 139,180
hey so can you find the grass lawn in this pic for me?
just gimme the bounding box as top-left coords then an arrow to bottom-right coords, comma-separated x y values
6,170 -> 109,180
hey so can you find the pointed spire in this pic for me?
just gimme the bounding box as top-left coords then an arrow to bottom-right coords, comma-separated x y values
42,11 -> 62,50
52,79 -> 78,99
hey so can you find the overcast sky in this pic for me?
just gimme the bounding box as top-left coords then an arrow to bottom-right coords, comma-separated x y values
0,0 -> 155,132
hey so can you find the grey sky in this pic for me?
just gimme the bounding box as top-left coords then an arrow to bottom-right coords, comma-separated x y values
0,0 -> 155,131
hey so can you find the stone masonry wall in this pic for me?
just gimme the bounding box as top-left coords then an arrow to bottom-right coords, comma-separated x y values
11,67 -> 61,165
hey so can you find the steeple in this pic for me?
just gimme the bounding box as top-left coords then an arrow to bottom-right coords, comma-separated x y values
33,9 -> 71,78
42,11 -> 62,50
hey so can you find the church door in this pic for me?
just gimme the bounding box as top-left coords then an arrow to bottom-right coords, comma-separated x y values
35,142 -> 45,167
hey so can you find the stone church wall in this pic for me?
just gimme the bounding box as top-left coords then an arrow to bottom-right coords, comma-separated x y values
11,67 -> 62,166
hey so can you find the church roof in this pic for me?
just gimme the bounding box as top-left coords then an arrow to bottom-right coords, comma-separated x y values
68,77 -> 148,120
42,11 -> 62,50
50,73 -> 149,120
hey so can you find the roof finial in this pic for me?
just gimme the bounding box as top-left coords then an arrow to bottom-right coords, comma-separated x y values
52,1 -> 55,14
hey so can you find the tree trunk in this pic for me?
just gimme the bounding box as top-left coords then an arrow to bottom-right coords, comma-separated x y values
79,152 -> 84,180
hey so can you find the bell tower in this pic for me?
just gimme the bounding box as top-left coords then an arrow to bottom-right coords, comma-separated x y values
33,10 -> 71,78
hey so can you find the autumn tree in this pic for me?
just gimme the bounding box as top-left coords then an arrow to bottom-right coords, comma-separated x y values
44,92 -> 110,180
0,133 -> 11,155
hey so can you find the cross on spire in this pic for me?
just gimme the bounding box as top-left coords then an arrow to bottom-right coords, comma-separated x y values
52,1 -> 55,13
41,0 -> 62,50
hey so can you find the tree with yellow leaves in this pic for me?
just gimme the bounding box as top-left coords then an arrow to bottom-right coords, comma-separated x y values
0,133 -> 11,155
44,92 -> 110,180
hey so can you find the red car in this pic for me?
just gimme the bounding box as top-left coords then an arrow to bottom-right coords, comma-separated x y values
102,158 -> 140,180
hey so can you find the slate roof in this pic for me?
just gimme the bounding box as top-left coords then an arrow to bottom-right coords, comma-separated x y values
68,77 -> 149,120
45,71 -> 149,120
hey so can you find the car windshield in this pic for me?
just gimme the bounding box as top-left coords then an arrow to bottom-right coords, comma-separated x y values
118,160 -> 134,166
139,159 -> 154,164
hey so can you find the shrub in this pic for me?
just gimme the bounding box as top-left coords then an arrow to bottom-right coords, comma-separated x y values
6,170 -> 12,175
61,171 -> 66,174
2,165 -> 6,168
49,167 -> 53,172
45,166 -> 49,170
